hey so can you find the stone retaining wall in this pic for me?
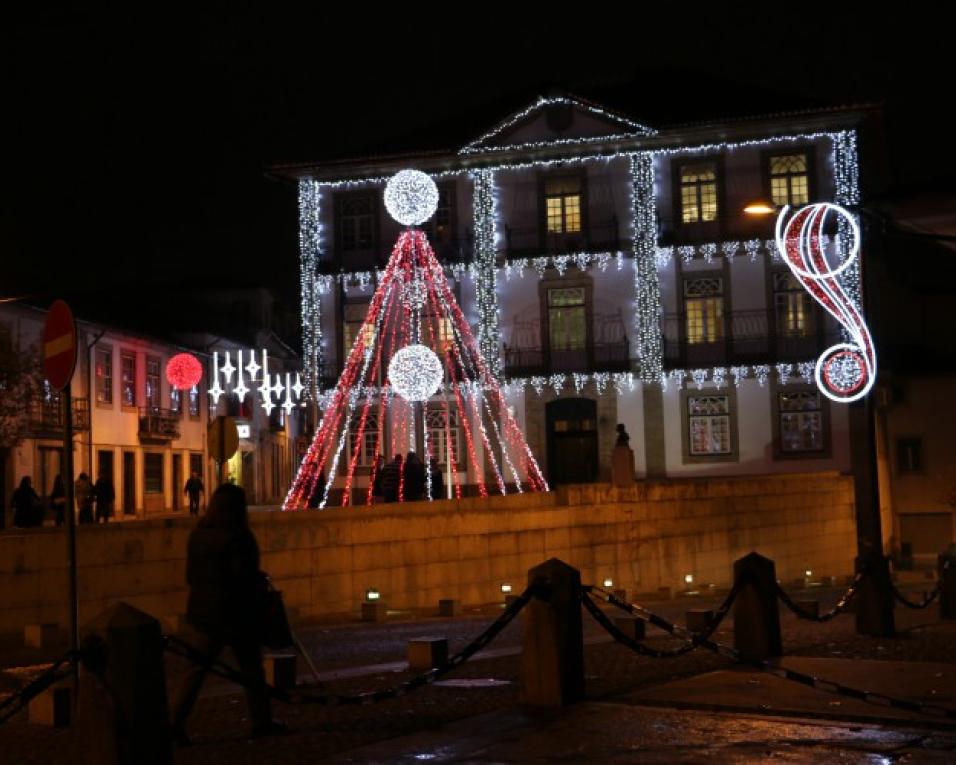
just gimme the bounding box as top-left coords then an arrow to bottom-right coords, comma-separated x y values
0,472 -> 856,635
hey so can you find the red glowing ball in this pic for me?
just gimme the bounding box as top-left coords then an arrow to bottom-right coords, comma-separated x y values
166,353 -> 203,390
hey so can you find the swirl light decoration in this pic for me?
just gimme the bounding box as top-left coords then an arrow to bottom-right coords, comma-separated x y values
775,203 -> 875,403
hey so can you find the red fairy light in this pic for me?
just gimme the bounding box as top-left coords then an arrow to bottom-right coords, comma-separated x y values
166,353 -> 203,390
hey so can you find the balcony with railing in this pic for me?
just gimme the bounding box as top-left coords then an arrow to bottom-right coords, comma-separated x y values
138,407 -> 181,442
27,397 -> 90,437
502,217 -> 624,258
502,340 -> 631,377
661,309 -> 840,368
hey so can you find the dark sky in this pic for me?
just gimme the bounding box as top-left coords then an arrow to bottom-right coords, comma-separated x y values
5,9 -> 950,318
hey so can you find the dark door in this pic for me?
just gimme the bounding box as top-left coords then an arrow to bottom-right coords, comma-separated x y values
172,454 -> 182,511
546,398 -> 599,485
97,450 -> 114,483
122,451 -> 136,515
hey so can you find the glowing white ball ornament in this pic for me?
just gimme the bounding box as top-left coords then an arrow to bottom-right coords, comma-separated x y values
384,169 -> 439,226
387,344 -> 443,402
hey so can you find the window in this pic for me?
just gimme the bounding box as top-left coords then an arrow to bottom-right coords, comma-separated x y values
680,163 -> 718,223
778,391 -> 824,453
422,314 -> 455,356
687,394 -> 733,456
427,404 -> 461,467
896,438 -> 922,473
189,452 -> 203,480
95,346 -> 113,405
773,271 -> 814,337
146,356 -> 161,410
348,408 -> 379,467
120,351 -> 136,407
548,287 -> 587,351
343,301 -> 375,360
339,195 -> 375,251
188,385 -> 200,417
170,387 -> 182,416
426,185 -> 455,246
144,453 -> 164,494
684,277 -> 724,344
544,177 -> 582,234
770,154 -> 809,207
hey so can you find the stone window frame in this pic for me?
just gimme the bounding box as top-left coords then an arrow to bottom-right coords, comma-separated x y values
94,343 -> 114,409
770,382 -> 832,461
537,168 -> 589,249
672,154 -> 726,237
761,144 -> 818,209
679,386 -> 739,464
538,271 -> 594,371
119,349 -> 137,411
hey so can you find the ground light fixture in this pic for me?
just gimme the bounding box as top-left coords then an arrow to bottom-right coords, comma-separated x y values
684,574 -> 694,585
500,583 -> 512,594
603,578 -> 614,588
365,588 -> 381,601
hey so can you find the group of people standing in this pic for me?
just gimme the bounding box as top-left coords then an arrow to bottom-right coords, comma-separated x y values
372,452 -> 445,503
9,472 -> 115,528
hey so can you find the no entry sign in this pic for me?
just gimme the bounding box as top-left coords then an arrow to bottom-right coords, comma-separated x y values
43,300 -> 77,391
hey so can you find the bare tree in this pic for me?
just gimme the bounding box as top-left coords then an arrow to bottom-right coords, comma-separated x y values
0,329 -> 42,450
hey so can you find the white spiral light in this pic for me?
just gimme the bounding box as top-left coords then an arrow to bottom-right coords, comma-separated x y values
384,169 -> 439,226
387,344 -> 443,402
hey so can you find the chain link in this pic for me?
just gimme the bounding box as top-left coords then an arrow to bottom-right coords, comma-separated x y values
775,572 -> 863,622
0,650 -> 76,726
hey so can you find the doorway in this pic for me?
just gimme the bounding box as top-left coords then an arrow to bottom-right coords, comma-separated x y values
122,451 -> 136,515
38,446 -> 63,503
546,398 -> 599,485
172,454 -> 182,511
97,450 -> 114,484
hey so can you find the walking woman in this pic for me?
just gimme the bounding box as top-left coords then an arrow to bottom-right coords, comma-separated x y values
170,484 -> 284,744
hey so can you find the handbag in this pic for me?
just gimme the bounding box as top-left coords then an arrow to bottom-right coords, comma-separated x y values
259,575 -> 294,649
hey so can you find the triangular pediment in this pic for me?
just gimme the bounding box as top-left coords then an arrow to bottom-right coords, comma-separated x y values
460,94 -> 655,154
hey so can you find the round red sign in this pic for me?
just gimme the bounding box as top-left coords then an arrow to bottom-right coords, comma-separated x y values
43,300 -> 77,391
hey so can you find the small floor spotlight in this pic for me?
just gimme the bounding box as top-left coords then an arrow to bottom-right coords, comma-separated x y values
366,588 -> 381,601
500,583 -> 513,594
603,578 -> 614,588
684,574 -> 694,586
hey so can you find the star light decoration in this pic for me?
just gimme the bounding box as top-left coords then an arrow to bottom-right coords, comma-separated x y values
207,349 -> 307,414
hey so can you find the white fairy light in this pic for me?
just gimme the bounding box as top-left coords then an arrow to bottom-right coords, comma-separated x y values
678,246 -> 696,265
744,239 -> 762,262
549,374 -> 566,395
798,362 -> 815,385
233,373 -> 248,402
776,363 -> 793,386
283,373 -> 295,415
472,169 -> 501,377
530,376 -> 546,395
298,179 -> 324,398
532,256 -> 549,276
754,365 -> 770,387
730,365 -> 749,387
655,246 -> 673,269
691,369 -> 708,389
593,372 -> 609,395
553,255 -> 570,276
630,153 -> 663,384
700,243 -> 717,264
712,367 -> 727,388
384,169 -> 439,226
669,370 -> 685,390
572,372 -> 588,393
208,351 -> 224,406
722,241 -> 740,261
271,373 -> 285,399
292,373 -> 304,399
387,344 -> 443,402
220,351 -> 236,384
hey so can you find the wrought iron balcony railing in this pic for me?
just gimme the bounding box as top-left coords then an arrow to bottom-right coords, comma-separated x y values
27,397 -> 90,435
503,341 -> 631,377
138,407 -> 181,441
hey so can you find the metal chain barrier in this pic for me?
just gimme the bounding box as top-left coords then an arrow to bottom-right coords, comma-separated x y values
583,577 -> 746,658
774,572 -> 863,622
0,650 -> 76,726
890,558 -> 949,610
164,582 -> 541,707
582,585 -> 956,722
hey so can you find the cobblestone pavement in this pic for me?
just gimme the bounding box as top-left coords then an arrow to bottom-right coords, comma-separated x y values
1,583 -> 954,763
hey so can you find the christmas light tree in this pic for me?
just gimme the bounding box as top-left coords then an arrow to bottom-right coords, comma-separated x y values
284,170 -> 548,510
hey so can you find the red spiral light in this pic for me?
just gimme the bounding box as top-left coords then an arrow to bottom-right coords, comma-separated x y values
166,353 -> 203,390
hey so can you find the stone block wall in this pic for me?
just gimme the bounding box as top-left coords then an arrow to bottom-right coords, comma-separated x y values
0,472 -> 856,635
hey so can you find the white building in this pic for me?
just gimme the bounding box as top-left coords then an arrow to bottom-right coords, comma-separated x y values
1,302 -> 210,524
272,94 -> 877,492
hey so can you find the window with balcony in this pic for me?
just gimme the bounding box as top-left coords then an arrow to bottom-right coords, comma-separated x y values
769,153 -> 810,207
421,314 -> 455,357
338,195 -> 376,252
426,184 -> 455,247
146,356 -> 161,410
95,346 -> 113,405
170,387 -> 182,416
544,177 -> 582,234
679,163 -> 718,223
343,301 -> 374,362
684,277 -> 724,344
685,393 -> 735,458
773,271 -> 815,338
777,390 -> 825,454
427,404 -> 461,467
188,385 -> 200,417
120,351 -> 136,407
548,287 -> 587,352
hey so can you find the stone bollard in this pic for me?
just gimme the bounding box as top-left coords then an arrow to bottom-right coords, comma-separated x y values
520,558 -> 585,707
28,680 -> 71,727
263,652 -> 297,690
79,602 -> 171,764
438,599 -> 461,617
732,552 -> 782,662
939,548 -> 956,620
24,623 -> 62,649
361,601 -> 388,622
613,616 -> 645,641
854,554 -> 895,637
686,609 -> 714,632
408,637 -> 449,672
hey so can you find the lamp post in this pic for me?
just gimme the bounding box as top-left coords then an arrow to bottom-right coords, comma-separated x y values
745,199 -> 894,635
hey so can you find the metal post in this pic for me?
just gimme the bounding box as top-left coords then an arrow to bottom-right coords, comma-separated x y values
63,385 -> 79,703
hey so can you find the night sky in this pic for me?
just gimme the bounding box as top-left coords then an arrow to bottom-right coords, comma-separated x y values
6,10 -> 950,330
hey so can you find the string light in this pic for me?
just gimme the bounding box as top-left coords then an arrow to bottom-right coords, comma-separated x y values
387,344 -> 443,402
384,169 -> 439,226
472,169 -> 500,378
298,179 -> 324,398
629,153 -> 663,383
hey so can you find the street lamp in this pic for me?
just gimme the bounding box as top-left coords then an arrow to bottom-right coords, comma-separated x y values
744,199 -> 894,636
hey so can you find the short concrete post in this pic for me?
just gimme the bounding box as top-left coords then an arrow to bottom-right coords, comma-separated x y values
686,609 -> 715,632
24,623 -> 62,649
27,681 -> 71,727
407,637 -> 449,672
732,552 -> 782,662
939,547 -> 956,620
613,616 -> 645,641
263,652 -> 297,690
854,554 -> 895,637
438,599 -> 461,617
80,602 -> 171,764
520,558 -> 585,707
361,601 -> 388,622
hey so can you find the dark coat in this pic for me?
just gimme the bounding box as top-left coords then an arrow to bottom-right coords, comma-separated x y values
185,521 -> 263,638
12,486 -> 41,528
379,460 -> 401,502
404,459 -> 426,502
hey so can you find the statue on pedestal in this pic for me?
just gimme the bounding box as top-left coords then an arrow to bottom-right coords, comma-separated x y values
611,423 -> 635,488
